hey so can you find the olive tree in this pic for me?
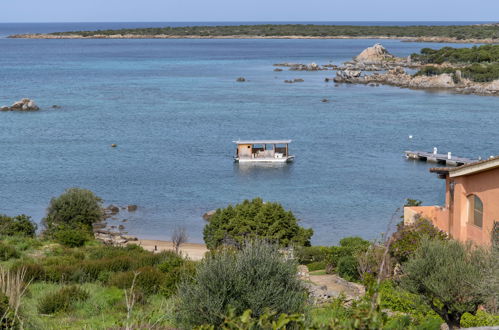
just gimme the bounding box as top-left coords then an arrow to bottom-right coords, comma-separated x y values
173,241 -> 307,328
401,238 -> 491,329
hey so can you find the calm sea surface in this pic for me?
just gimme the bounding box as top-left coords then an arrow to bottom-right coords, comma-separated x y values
0,22 -> 497,244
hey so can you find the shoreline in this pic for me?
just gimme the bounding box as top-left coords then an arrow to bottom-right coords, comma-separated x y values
8,34 -> 499,44
130,239 -> 208,261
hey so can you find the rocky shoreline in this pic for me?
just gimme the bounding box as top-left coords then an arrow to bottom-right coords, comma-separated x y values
8,34 -> 499,44
332,44 -> 499,96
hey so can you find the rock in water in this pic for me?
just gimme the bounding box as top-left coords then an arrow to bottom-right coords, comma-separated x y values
236,77 -> 246,82
354,43 -> 395,64
3,98 -> 40,111
203,210 -> 216,221
127,205 -> 138,212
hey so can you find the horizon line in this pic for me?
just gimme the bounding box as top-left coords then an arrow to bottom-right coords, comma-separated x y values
1,20 -> 497,24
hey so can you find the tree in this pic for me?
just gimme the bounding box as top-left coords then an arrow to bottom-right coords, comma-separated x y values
43,188 -> 103,234
389,217 -> 447,263
203,198 -> 313,250
0,214 -> 37,237
401,238 -> 490,329
174,241 -> 307,328
171,226 -> 188,254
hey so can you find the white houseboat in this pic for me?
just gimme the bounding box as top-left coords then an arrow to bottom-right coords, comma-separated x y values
233,140 -> 294,163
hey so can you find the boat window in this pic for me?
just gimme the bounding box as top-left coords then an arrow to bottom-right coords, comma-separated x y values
468,194 -> 483,228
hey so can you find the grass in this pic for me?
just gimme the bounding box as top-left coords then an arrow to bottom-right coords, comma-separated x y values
20,281 -> 175,328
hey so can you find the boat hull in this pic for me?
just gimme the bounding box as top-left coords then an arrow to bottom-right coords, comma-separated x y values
234,156 -> 294,163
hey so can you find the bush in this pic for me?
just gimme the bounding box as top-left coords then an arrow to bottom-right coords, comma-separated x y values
0,292 -> 15,328
389,217 -> 447,263
38,285 -> 89,314
108,267 -> 166,295
0,214 -> 37,237
203,198 -> 313,250
174,241 -> 307,328
43,188 -> 103,233
460,310 -> 499,328
161,261 -> 196,298
325,236 -> 370,275
336,256 -> 359,282
0,242 -> 19,261
401,238 -> 491,328
11,262 -> 45,281
53,227 -> 91,247
295,246 -> 330,265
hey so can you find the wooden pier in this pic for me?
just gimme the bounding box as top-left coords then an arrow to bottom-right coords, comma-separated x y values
405,149 -> 478,167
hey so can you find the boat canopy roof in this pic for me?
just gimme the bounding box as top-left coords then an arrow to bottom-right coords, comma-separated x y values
233,140 -> 292,145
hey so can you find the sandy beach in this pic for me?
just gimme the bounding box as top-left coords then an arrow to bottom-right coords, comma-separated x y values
130,239 -> 209,261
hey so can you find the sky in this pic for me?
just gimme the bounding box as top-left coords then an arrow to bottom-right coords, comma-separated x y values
0,0 -> 498,23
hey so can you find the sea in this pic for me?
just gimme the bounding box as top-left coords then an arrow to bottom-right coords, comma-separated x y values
0,22 -> 497,245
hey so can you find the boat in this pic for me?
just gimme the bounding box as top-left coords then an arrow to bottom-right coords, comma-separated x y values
233,140 -> 294,163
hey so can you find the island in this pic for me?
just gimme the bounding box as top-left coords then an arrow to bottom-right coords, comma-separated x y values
9,23 -> 499,43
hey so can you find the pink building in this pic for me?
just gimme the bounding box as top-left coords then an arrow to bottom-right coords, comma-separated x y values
404,157 -> 499,246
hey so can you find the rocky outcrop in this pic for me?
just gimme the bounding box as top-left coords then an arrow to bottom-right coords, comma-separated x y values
284,78 -> 304,83
274,62 -> 328,71
203,210 -> 216,221
354,43 -> 395,64
333,44 -> 498,96
1,98 -> 40,111
333,69 -> 499,96
337,43 -> 415,71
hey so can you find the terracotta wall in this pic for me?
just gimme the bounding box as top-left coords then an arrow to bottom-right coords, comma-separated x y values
404,205 -> 449,232
450,169 -> 499,246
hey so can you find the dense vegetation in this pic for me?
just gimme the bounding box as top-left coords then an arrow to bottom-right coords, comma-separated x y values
203,198 -> 313,250
0,190 -> 497,329
412,45 -> 499,82
174,241 -> 307,328
43,23 -> 499,40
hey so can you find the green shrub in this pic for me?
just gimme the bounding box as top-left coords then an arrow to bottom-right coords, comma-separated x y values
0,292 -> 15,328
43,188 -> 103,233
325,236 -> 370,273
336,256 -> 359,281
0,242 -> 19,261
295,246 -> 330,265
203,198 -> 313,250
389,217 -> 447,263
12,262 -> 45,281
401,238 -> 491,328
378,280 -> 442,325
38,285 -> 89,314
44,264 -> 78,282
53,227 -> 91,247
196,308 -> 307,330
0,214 -> 37,237
108,266 -> 166,295
174,241 -> 307,328
161,260 -> 196,298
460,310 -> 499,327
307,261 -> 326,271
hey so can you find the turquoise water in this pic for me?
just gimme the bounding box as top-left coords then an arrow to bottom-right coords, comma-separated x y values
1,23 -> 498,244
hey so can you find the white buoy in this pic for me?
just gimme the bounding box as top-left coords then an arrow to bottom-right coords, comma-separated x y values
408,135 -> 413,139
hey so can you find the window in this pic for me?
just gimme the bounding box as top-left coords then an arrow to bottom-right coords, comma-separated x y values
468,195 -> 483,228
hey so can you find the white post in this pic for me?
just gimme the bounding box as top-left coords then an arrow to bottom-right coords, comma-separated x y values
433,147 -> 438,155
447,152 -> 452,160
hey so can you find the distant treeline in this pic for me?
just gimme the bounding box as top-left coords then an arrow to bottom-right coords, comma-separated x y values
413,45 -> 499,82
48,23 -> 499,39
